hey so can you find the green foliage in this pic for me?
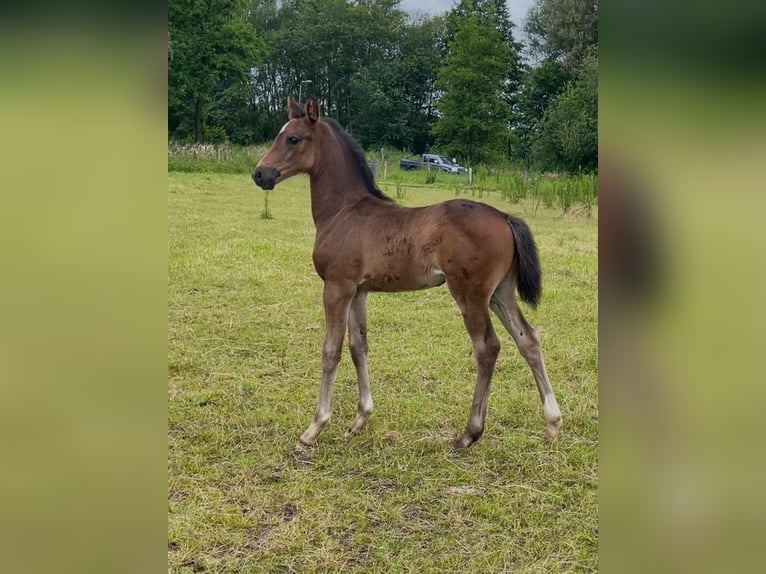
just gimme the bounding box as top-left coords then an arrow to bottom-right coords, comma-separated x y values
531,49 -> 597,172
435,1 -> 525,165
361,14 -> 445,153
464,167 -> 598,216
433,15 -> 510,165
526,0 -> 598,74
445,0 -> 524,108
168,0 -> 597,169
169,0 -> 264,143
514,0 -> 599,173
513,59 -> 568,162
248,0 -> 442,152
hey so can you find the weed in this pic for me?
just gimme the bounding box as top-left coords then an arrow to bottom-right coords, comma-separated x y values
260,192 -> 273,220
395,182 -> 408,202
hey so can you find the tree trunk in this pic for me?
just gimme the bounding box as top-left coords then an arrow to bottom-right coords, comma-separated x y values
195,98 -> 203,143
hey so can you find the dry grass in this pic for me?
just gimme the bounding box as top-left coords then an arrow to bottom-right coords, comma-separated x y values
168,172 -> 598,573
168,143 -> 270,174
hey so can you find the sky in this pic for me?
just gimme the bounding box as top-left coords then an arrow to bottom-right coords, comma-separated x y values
398,0 -> 535,31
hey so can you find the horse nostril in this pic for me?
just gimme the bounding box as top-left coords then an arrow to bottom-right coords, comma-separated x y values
252,170 -> 262,183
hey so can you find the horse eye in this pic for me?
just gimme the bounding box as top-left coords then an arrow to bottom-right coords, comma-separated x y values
287,135 -> 300,145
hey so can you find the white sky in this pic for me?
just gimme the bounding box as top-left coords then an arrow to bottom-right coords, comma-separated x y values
398,0 -> 536,31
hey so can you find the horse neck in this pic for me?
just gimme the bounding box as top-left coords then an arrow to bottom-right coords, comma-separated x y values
308,123 -> 370,226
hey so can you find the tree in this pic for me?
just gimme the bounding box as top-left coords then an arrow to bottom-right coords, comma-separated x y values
488,0 -> 524,104
512,59 -> 568,163
526,0 -> 598,74
531,48 -> 597,172
513,0 -> 598,171
432,15 -> 510,165
248,0 -> 444,152
249,0 -> 395,129
350,14 -> 445,152
397,15 -> 446,153
445,0 -> 523,113
168,0 -> 263,142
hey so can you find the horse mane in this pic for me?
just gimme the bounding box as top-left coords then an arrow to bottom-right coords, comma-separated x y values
324,118 -> 392,202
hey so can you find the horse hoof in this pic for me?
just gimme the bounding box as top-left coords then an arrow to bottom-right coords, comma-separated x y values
450,436 -> 473,452
291,442 -> 315,466
544,423 -> 561,444
345,415 -> 370,436
293,440 -> 314,456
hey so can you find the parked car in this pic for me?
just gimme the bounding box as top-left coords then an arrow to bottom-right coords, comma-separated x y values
399,153 -> 467,175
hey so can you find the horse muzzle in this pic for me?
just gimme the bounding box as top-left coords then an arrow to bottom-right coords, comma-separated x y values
252,166 -> 281,190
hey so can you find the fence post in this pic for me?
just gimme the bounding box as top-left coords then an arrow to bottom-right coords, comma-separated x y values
468,167 -> 473,186
383,160 -> 388,180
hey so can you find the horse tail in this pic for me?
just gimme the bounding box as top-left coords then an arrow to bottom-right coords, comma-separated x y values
506,215 -> 542,308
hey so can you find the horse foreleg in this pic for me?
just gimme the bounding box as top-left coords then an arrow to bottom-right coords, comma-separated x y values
298,281 -> 355,448
346,290 -> 373,435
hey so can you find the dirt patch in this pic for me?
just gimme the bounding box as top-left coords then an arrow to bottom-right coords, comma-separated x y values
282,502 -> 298,522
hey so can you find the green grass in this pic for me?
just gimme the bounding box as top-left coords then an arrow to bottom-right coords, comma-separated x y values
168,172 -> 598,573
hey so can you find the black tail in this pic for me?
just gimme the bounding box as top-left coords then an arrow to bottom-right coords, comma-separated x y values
507,215 -> 542,308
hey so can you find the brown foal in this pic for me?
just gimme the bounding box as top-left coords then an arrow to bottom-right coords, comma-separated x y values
252,96 -> 561,451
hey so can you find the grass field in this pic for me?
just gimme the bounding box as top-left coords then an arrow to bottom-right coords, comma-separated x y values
168,172 -> 598,573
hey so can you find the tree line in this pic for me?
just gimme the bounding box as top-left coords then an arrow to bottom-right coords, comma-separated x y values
168,0 -> 597,173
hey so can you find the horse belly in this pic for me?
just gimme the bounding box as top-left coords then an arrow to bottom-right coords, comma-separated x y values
362,266 -> 445,292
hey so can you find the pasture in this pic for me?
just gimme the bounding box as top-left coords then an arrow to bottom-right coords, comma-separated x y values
168,172 -> 598,573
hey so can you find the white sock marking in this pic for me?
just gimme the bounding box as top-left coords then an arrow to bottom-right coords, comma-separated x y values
543,394 -> 561,424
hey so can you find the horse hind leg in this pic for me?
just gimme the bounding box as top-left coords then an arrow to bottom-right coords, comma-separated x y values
449,287 -> 501,451
490,277 -> 562,442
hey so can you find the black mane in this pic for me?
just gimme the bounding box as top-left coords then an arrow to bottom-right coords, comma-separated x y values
324,118 -> 392,202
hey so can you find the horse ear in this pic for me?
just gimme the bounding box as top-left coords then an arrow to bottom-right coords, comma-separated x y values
306,97 -> 320,123
287,96 -> 305,119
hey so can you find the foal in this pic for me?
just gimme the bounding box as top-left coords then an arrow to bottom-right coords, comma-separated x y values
253,96 -> 561,451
